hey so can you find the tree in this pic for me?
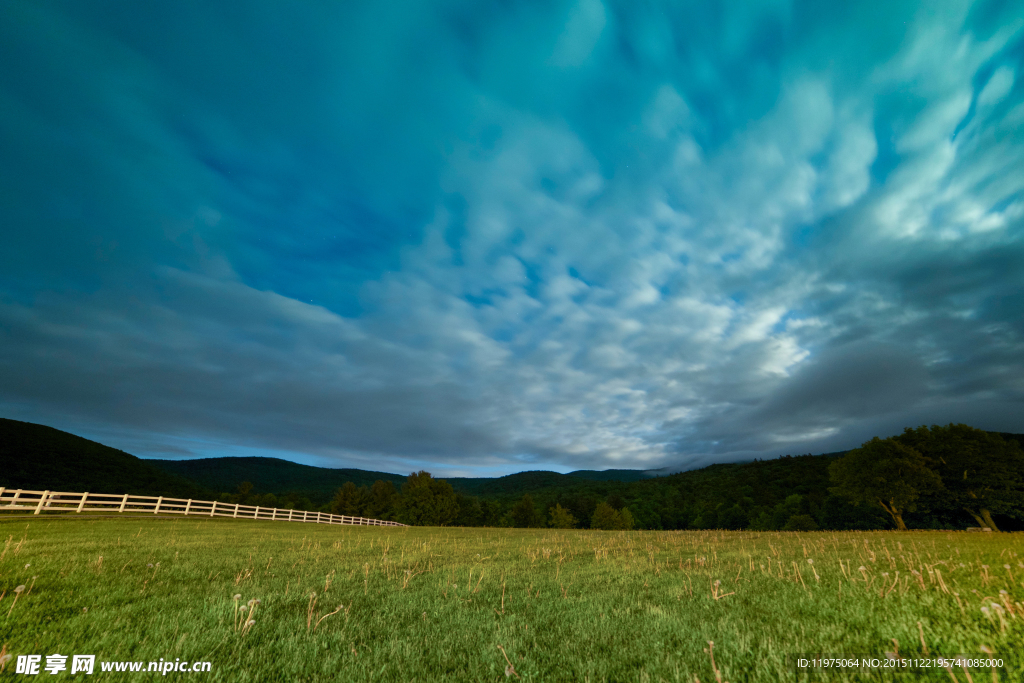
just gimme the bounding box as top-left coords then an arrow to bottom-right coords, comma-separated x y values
618,507 -> 635,531
454,493 -> 483,527
511,494 -> 543,528
770,495 -> 803,530
481,500 -> 503,527
395,471 -> 459,526
819,494 -> 888,530
829,437 -> 942,530
591,502 -> 621,530
719,504 -> 748,530
330,481 -> 366,516
549,503 -> 578,529
363,480 -> 397,520
897,424 -> 1024,531
690,504 -> 718,530
748,509 -> 773,531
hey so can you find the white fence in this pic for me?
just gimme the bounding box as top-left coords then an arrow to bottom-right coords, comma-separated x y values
0,488 -> 406,527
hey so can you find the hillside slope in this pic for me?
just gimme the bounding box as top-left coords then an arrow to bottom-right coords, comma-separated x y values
149,460 -> 595,502
149,456 -> 407,501
0,418 -> 206,498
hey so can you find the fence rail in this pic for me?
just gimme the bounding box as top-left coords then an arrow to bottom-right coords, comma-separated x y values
0,488 -> 406,527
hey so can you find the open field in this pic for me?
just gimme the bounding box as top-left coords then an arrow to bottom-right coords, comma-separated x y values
0,518 -> 1021,681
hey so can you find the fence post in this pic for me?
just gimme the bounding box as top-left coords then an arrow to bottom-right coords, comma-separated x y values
154,497 -> 163,514
9,490 -> 22,508
288,509 -> 293,521
233,504 -> 239,518
118,494 -> 129,513
271,508 -> 276,521
211,501 -> 217,517
77,492 -> 88,513
34,491 -> 50,515
185,499 -> 192,516
254,506 -> 260,520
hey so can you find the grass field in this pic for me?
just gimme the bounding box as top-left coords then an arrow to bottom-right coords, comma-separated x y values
0,517 -> 1021,682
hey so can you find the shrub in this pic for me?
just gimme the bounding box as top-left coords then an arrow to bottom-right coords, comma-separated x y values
783,514 -> 819,531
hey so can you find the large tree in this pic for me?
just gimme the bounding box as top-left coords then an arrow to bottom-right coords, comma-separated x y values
829,437 -> 942,530
897,424 -> 1024,531
395,471 -> 459,526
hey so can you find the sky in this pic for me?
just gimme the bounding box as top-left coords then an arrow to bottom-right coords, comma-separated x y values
1,1 -> 1023,477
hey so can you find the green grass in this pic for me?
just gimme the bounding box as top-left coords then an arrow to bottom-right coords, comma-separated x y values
0,518 -> 1021,682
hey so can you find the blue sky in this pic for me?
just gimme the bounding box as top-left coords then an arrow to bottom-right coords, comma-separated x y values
1,0 -> 1022,476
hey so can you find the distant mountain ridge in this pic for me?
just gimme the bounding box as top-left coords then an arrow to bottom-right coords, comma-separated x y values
0,418 -> 662,502
147,456 -> 409,498
147,459 -> 661,502
567,468 -> 662,482
4,418 -> 1022,515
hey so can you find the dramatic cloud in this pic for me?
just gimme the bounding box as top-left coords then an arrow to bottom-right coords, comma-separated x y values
1,0 -> 1022,475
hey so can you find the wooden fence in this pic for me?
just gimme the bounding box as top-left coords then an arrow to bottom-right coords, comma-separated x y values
0,488 -> 406,527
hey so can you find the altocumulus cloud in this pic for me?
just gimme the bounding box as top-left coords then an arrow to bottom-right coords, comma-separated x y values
1,0 -> 1022,475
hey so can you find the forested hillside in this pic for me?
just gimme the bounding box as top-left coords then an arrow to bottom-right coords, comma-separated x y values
3,418 -> 1021,531
149,456 -> 408,502
0,418 -> 206,498
149,459 -> 656,502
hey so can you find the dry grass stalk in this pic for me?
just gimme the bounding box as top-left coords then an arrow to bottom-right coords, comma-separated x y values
883,571 -> 900,598
314,604 -> 345,631
5,586 -> 25,619
710,579 -> 733,601
703,641 -> 728,683
496,644 -> 519,679
306,592 -> 318,631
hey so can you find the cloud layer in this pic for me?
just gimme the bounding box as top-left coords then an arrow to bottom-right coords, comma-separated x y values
1,0 -> 1022,474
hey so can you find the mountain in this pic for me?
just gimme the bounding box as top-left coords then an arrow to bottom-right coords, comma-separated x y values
149,456 -> 407,501
5,418 -> 1021,530
0,418 -> 206,498
567,468 -> 661,482
147,461 -> 607,501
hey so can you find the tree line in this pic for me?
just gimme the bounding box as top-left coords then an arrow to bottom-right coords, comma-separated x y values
216,424 -> 1023,532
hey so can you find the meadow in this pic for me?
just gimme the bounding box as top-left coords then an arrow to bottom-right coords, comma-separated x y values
0,517 -> 1021,682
